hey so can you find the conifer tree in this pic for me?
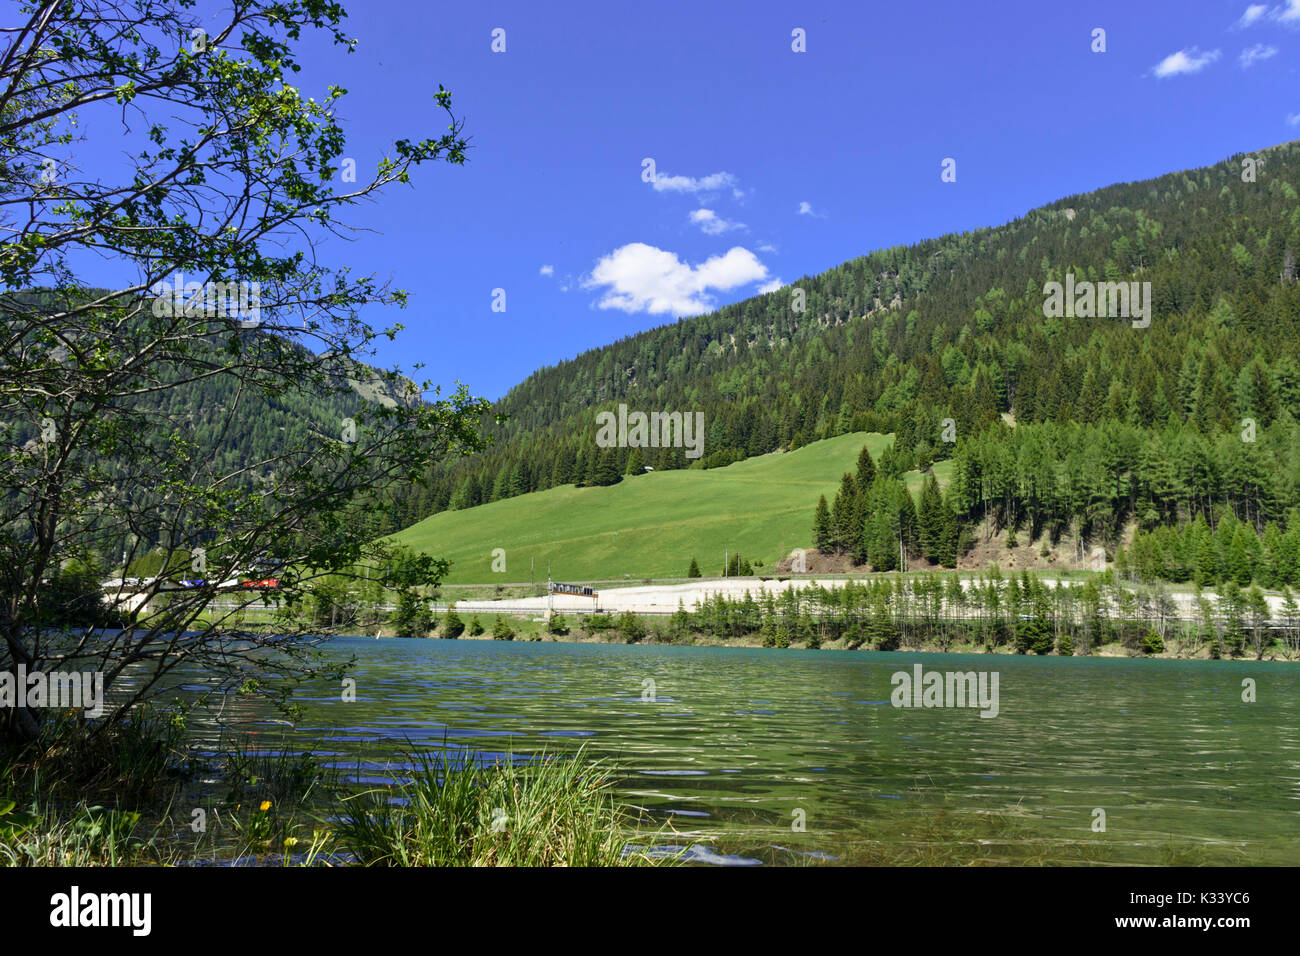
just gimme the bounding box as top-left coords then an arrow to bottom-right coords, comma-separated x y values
830,473 -> 859,552
813,495 -> 833,553
855,444 -> 877,488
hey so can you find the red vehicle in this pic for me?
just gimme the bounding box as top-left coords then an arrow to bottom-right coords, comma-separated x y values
240,578 -> 279,589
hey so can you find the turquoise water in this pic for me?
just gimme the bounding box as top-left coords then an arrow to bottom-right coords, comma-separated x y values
192,637 -> 1300,865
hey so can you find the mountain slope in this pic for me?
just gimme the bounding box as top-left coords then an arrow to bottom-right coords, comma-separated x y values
400,140 -> 1300,537
391,432 -> 954,583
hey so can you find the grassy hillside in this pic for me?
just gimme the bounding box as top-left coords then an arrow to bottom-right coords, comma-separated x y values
392,142 -> 1300,590
394,432 -> 951,583
399,139 -> 1300,548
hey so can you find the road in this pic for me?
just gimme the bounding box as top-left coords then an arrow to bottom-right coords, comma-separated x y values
433,576 -> 1297,621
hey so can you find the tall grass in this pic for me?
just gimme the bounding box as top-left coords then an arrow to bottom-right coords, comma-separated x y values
0,799 -> 166,866
4,710 -> 682,866
5,706 -> 187,805
336,746 -> 677,866
0,708 -> 188,865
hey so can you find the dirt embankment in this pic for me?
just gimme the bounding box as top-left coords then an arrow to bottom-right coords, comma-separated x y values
777,521 -> 1132,575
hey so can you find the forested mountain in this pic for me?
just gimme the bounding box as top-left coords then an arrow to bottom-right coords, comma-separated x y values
6,289 -> 417,491
390,140 -> 1300,580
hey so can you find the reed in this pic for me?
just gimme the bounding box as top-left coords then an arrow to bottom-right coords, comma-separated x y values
336,745 -> 678,867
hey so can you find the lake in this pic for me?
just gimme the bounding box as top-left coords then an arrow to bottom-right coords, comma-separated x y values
190,637 -> 1300,865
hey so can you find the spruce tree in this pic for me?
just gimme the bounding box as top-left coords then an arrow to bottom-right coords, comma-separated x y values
830,473 -> 859,552
625,447 -> 646,475
918,473 -> 944,561
593,448 -> 623,486
855,444 -> 877,488
443,604 -> 465,638
759,593 -> 778,647
492,615 -> 516,641
1229,526 -> 1253,586
813,495 -> 833,553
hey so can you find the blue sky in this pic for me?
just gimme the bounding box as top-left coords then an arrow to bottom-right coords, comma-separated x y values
84,1 -> 1300,399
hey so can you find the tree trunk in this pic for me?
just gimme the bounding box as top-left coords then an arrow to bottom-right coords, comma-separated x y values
1,700 -> 43,747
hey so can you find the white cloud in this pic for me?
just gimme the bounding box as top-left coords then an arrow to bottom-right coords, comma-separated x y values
689,208 -> 745,235
1240,43 -> 1277,67
539,264 -> 554,276
1152,47 -> 1221,78
757,242 -> 778,253
1236,3 -> 1270,27
757,278 -> 785,294
798,201 -> 815,216
1287,112 -> 1300,126
1275,0 -> 1300,23
582,243 -> 770,316
650,170 -> 738,194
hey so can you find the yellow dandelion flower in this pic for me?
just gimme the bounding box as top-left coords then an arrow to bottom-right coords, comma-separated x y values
259,800 -> 272,812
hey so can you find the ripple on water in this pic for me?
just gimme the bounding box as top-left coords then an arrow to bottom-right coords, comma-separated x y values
639,769 -> 710,776
183,638 -> 1300,866
626,844 -> 762,866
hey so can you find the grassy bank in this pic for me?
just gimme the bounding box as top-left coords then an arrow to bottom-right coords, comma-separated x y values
0,715 -> 674,867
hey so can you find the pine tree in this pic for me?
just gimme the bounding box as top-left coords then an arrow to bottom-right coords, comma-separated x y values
867,597 -> 899,651
492,615 -> 515,640
670,600 -> 692,643
813,494 -> 832,553
1193,521 -> 1218,587
830,473 -> 858,552
855,444 -> 877,488
573,444 -> 592,488
759,593 -> 778,647
799,608 -> 818,648
918,473 -> 944,561
592,447 -> 622,486
687,557 -> 701,578
443,604 -> 465,638
1247,359 -> 1279,427
1280,587 -> 1299,655
1076,367 -> 1103,424
1229,526 -> 1253,586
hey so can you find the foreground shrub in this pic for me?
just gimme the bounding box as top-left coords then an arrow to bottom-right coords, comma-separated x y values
491,615 -> 515,640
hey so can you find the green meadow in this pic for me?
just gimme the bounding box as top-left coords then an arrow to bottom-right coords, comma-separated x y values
393,432 -> 953,584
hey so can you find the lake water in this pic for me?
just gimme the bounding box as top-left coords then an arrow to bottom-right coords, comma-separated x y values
194,637 -> 1300,865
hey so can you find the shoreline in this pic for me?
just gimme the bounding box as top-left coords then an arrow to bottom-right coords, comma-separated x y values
353,627 -> 1299,663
